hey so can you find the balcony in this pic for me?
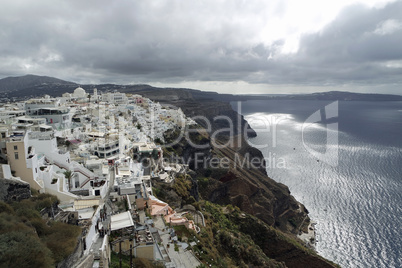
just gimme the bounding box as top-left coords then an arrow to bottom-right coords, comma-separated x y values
28,132 -> 54,140
31,108 -> 69,115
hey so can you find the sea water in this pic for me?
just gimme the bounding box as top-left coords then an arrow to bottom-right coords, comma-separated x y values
233,100 -> 402,268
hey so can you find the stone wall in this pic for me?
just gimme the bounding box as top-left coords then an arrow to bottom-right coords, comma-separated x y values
0,178 -> 31,202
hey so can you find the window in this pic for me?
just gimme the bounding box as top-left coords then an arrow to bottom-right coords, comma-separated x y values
14,145 -> 18,150
1,133 -> 5,138
14,153 -> 18,160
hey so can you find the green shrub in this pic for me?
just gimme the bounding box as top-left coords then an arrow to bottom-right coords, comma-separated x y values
0,194 -> 80,266
0,231 -> 53,268
44,222 -> 81,263
0,202 -> 14,214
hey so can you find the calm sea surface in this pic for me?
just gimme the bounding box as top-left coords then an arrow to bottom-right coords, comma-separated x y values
232,100 -> 402,268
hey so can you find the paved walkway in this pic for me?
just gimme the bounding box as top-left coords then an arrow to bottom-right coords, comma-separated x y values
89,234 -> 103,257
153,215 -> 166,230
75,167 -> 115,267
160,231 -> 200,268
138,210 -> 146,224
152,215 -> 201,268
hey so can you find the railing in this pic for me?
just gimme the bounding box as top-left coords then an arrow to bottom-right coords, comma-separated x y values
79,177 -> 92,188
73,162 -> 94,178
46,157 -> 70,170
73,163 -> 96,188
99,183 -> 108,199
96,142 -> 119,152
35,178 -> 44,189
46,157 -> 96,188
28,132 -> 54,140
7,136 -> 24,142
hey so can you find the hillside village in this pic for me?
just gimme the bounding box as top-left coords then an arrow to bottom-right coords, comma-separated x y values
0,87 -> 204,268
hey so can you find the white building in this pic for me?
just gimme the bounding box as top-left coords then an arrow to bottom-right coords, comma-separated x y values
25,97 -> 60,115
73,87 -> 87,98
28,107 -> 72,129
101,92 -> 128,104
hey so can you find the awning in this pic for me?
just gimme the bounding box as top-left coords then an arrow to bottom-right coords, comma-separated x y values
110,211 -> 134,231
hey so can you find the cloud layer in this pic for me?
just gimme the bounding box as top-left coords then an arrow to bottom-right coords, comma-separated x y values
0,0 -> 401,93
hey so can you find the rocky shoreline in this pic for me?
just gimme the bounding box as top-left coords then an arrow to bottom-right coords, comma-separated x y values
298,220 -> 317,249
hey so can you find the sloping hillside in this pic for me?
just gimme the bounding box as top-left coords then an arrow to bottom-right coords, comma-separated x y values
0,74 -> 76,92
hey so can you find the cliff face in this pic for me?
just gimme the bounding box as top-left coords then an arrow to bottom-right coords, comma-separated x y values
133,88 -> 308,234
232,213 -> 336,268
207,138 -> 308,234
128,87 -> 337,267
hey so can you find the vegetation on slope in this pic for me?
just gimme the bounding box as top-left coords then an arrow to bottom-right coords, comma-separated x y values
154,175 -> 279,267
153,173 -> 339,268
161,113 -> 309,235
110,252 -> 164,268
0,192 -> 81,268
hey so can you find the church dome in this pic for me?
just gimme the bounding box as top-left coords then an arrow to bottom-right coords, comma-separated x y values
73,87 -> 86,98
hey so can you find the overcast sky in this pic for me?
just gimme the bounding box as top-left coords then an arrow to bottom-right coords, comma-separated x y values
1,0 -> 401,94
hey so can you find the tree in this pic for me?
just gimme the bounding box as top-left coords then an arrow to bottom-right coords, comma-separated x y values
65,140 -> 72,149
63,170 -> 74,191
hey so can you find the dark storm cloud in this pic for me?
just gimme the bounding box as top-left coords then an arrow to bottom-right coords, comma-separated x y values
0,0 -> 401,91
300,3 -> 402,63
288,2 -> 402,85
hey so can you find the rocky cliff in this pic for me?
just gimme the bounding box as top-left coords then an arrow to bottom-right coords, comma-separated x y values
0,178 -> 31,202
132,88 -> 307,233
131,87 -> 339,267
